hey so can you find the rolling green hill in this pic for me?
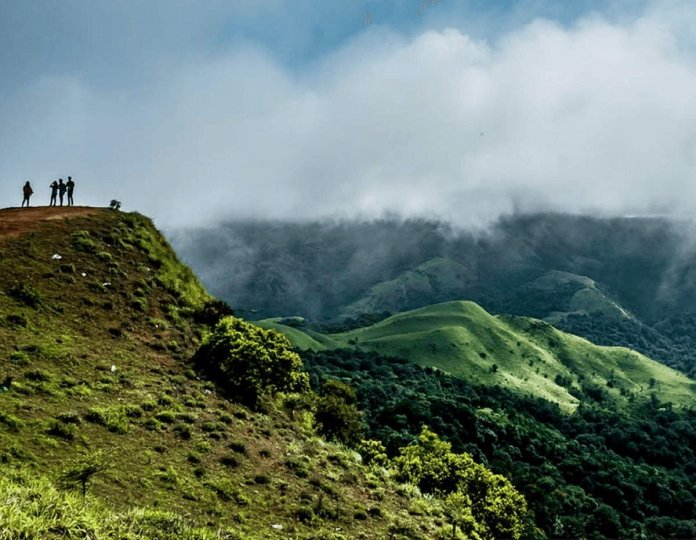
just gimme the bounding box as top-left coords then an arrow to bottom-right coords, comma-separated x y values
260,301 -> 696,411
0,208 -> 452,539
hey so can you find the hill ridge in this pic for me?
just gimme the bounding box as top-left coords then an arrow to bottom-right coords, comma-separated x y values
260,300 -> 696,411
0,209 -> 450,539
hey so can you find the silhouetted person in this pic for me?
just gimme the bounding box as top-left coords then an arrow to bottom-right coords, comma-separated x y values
21,181 -> 33,207
66,176 -> 75,206
49,180 -> 58,206
58,179 -> 67,206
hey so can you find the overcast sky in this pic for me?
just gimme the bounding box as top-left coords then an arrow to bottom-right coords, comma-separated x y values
2,0 -> 696,227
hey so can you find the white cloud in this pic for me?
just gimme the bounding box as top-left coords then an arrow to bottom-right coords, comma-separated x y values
2,3 -> 696,227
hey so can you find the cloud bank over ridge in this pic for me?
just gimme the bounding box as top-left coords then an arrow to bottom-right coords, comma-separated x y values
2,1 -> 696,227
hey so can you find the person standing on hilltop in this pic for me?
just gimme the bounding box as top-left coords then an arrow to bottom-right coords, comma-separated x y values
21,181 -> 33,207
58,178 -> 67,206
66,176 -> 75,206
49,179 -> 58,206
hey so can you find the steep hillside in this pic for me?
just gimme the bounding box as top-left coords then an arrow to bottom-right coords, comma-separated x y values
260,301 -> 696,411
0,208 -> 452,539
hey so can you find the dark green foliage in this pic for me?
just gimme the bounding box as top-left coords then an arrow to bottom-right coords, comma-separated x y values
295,505 -> 315,524
6,313 -> 28,327
228,440 -> 247,454
194,316 -> 309,406
70,230 -> 99,254
46,419 -> 76,440
0,412 -> 23,430
219,454 -> 240,468
304,348 -> 696,539
192,299 -> 235,326
314,380 -> 363,445
8,283 -> 41,307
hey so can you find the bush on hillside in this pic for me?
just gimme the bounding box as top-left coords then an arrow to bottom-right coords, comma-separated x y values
192,299 -> 235,326
194,316 -> 309,406
314,380 -> 363,445
8,283 -> 41,308
395,427 -> 530,540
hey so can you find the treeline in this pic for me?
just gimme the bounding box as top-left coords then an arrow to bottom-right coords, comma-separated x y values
303,349 -> 696,539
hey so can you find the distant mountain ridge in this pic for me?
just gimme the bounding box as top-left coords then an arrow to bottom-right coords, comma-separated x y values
170,213 -> 696,375
259,300 -> 696,412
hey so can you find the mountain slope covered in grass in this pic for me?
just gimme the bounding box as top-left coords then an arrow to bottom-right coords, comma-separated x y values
0,208 -> 459,540
259,301 -> 696,411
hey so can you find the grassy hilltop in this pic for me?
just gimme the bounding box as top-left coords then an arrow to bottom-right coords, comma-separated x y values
0,208 -> 455,539
260,301 -> 696,412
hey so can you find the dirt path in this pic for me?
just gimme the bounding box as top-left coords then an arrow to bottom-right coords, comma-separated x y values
0,206 -> 102,240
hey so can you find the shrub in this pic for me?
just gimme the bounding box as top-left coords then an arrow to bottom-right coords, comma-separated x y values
157,394 -> 174,406
130,298 -> 148,312
8,283 -> 42,307
71,231 -> 98,254
285,455 -> 310,478
220,454 -> 240,469
24,369 -> 52,382
6,313 -> 28,327
253,474 -> 269,485
358,439 -> 388,468
176,412 -> 197,424
353,508 -> 368,521
9,351 -> 30,365
46,420 -> 76,441
295,506 -> 314,524
315,380 -> 363,446
192,299 -> 235,326
193,317 -> 309,406
174,425 -> 192,440
394,427 -> 529,539
228,441 -> 247,455
155,410 -> 177,424
85,406 -> 129,434
140,398 -> 157,411
57,412 -> 81,424
144,418 -> 163,431
0,412 -> 23,430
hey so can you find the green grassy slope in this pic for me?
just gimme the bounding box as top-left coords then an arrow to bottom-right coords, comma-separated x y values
525,270 -> 634,323
266,301 -> 696,411
0,209 -> 444,539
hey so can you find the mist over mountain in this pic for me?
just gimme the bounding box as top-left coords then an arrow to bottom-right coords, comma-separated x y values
169,212 -> 696,375
169,213 -> 696,319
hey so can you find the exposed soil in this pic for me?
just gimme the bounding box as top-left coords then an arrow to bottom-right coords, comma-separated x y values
0,206 -> 102,241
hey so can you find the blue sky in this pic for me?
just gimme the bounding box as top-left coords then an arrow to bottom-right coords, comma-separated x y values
1,1 -> 696,226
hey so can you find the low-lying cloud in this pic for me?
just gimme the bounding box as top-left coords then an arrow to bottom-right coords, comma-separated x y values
3,2 -> 696,227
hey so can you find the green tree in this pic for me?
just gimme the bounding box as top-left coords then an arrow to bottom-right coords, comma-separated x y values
194,316 -> 309,406
395,427 -> 529,539
315,380 -> 363,445
442,491 -> 478,539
